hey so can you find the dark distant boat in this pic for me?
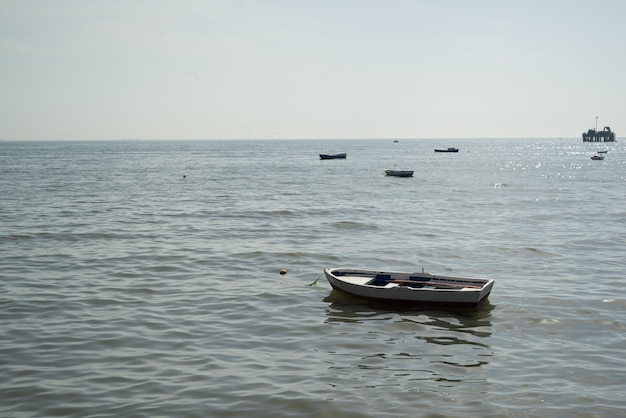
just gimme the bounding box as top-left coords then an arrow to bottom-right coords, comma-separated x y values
385,170 -> 413,177
583,117 -> 617,142
597,150 -> 608,153
320,153 -> 347,160
434,147 -> 459,153
583,127 -> 616,142
324,268 -> 494,306
591,154 -> 605,160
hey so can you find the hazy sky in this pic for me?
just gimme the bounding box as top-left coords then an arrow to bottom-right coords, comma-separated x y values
1,0 -> 625,140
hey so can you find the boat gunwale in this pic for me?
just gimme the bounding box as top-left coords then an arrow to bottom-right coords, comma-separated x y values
326,268 -> 492,287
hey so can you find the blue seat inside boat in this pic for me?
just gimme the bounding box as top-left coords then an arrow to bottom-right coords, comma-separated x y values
370,274 -> 391,286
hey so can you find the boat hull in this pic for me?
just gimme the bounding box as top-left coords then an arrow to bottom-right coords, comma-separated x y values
324,268 -> 493,306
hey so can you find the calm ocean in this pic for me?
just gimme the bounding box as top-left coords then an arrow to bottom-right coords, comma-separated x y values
1,138 -> 624,417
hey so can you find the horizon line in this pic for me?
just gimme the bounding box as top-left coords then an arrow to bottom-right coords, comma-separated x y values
0,136 -> 590,142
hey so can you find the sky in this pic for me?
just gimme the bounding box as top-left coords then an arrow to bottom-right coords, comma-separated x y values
1,0 -> 625,140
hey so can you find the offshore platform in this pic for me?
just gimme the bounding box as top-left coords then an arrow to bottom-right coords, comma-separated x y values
582,117 -> 616,142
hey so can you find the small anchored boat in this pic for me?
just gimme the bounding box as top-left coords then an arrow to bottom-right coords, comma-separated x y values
320,153 -> 347,160
434,147 -> 459,153
324,268 -> 494,306
591,154 -> 605,160
384,170 -> 413,177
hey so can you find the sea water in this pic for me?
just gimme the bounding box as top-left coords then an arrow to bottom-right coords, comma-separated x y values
1,138 -> 624,417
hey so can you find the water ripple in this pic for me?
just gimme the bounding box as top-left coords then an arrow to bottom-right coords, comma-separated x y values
1,139 -> 625,417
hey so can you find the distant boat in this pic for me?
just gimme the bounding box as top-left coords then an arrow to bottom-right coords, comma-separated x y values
393,140 -> 399,143
320,153 -> 347,160
582,125 -> 616,142
434,147 -> 459,153
324,268 -> 494,306
597,150 -> 608,153
591,154 -> 605,160
385,170 -> 413,177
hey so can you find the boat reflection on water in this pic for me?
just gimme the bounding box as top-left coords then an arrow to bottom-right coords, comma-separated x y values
321,290 -> 494,379
323,289 -> 494,329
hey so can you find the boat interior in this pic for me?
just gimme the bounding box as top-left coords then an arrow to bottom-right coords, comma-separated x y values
330,270 -> 487,289
366,273 -> 483,289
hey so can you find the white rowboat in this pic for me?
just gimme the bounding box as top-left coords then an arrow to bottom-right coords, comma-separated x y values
324,268 -> 494,306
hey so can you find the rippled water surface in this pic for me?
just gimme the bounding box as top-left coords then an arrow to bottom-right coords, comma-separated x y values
1,138 -> 625,417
